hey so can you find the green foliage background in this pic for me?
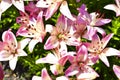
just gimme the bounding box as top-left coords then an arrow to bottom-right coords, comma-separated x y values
0,0 -> 120,80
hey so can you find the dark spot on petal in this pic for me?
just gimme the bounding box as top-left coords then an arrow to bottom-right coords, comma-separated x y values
46,3 -> 49,5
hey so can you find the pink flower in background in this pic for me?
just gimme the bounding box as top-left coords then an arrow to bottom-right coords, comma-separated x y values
44,14 -> 79,50
113,65 -> 120,79
86,34 -> 120,67
0,29 -> 30,70
0,64 -> 4,80
65,45 -> 99,80
0,0 -> 24,20
17,11 -> 46,52
36,0 -> 75,21
104,0 -> 120,16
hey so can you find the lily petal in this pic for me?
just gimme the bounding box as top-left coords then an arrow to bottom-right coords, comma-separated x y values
77,65 -> 99,79
103,48 -> 120,56
45,2 -> 61,20
50,64 -> 59,75
94,27 -> 106,37
18,38 -> 31,49
113,65 -> 120,79
45,24 -> 53,33
0,0 -> 12,13
101,33 -> 114,49
36,53 -> 58,64
44,36 -> 59,50
17,49 -> 27,56
0,50 -> 13,61
36,0 -> 51,8
32,76 -> 42,80
99,53 -> 109,67
2,30 -> 17,48
56,76 -> 69,80
65,64 -> 79,76
13,0 -> 25,12
41,68 -> 52,80
28,39 -> 39,52
60,1 -> 76,21
77,45 -> 88,62
95,19 -> 111,26
104,4 -> 120,16
9,56 -> 18,70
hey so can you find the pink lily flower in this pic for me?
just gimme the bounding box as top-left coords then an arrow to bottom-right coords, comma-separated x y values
0,0 -> 24,20
77,4 -> 111,40
0,29 -> 30,70
32,68 -> 52,80
36,0 -> 75,21
36,47 -> 69,75
104,0 -> 120,16
0,64 -> 4,80
87,34 -> 120,67
25,2 -> 43,19
113,65 -> 120,79
65,45 -> 99,80
16,11 -> 46,52
44,14 -> 80,50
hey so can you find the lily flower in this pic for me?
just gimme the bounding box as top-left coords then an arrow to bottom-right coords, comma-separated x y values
104,0 -> 120,16
0,29 -> 30,70
113,65 -> 120,79
36,46 -> 69,75
44,14 -> 79,50
77,4 -> 111,40
16,11 -> 46,52
0,0 -> 24,20
36,0 -> 75,21
65,45 -> 99,80
86,34 -> 120,67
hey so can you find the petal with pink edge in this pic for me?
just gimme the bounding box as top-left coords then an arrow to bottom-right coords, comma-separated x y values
101,33 -> 114,49
36,53 -> 58,64
77,45 -> 88,62
95,19 -> 111,26
45,2 -> 61,20
99,53 -> 109,67
104,4 -> 120,16
60,1 -> 76,21
2,30 -> 17,48
103,48 -> 120,56
113,65 -> 120,79
77,65 -> 99,79
65,64 -> 79,76
41,68 -> 52,80
44,36 -> 59,50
